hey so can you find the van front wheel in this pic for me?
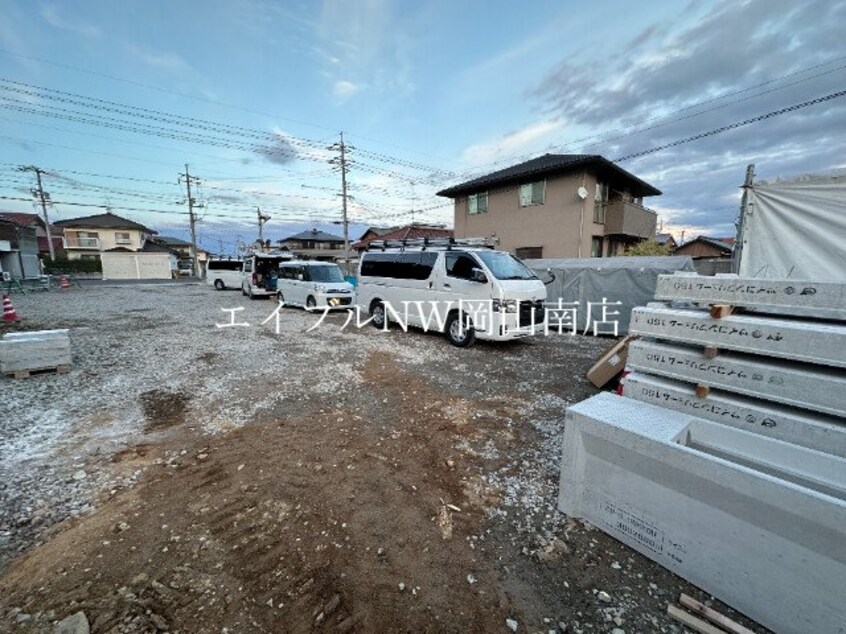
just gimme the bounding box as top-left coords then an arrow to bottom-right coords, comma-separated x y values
445,312 -> 476,347
370,301 -> 388,329
214,279 -> 225,290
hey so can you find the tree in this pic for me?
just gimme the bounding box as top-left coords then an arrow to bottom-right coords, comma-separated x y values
623,240 -> 672,256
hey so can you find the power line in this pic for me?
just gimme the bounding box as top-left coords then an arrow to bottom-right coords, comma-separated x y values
614,88 -> 846,162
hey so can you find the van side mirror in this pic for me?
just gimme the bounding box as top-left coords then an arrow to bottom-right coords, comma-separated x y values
471,268 -> 488,283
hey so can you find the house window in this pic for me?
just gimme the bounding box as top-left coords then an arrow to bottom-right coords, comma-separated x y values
515,246 -> 543,260
591,237 -> 604,258
115,232 -> 131,244
468,192 -> 488,215
594,182 -> 609,223
519,181 -> 546,207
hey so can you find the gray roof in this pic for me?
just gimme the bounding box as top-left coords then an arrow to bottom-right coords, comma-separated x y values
436,154 -> 661,198
682,236 -> 734,252
154,235 -> 191,247
54,212 -> 155,233
655,233 -> 675,245
282,229 -> 345,242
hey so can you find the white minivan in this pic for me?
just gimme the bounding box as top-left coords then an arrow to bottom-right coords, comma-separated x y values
206,258 -> 243,290
241,252 -> 293,299
357,240 -> 546,347
277,260 -> 355,310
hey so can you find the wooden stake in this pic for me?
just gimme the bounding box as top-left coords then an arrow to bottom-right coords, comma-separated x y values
703,346 -> 719,359
695,384 -> 711,398
679,594 -> 757,634
667,604 -> 726,634
710,304 -> 733,319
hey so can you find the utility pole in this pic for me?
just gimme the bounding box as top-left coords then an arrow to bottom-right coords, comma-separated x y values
178,164 -> 203,277
329,133 -> 350,265
733,163 -> 755,274
256,206 -> 271,244
410,182 -> 416,225
19,165 -> 56,260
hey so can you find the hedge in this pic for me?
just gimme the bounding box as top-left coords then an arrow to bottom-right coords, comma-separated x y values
42,257 -> 103,274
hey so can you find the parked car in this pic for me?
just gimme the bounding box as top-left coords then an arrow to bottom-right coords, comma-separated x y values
177,261 -> 193,276
206,258 -> 243,289
241,251 -> 293,299
357,239 -> 546,347
276,261 -> 355,310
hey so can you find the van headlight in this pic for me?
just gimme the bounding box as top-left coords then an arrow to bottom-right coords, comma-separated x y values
492,299 -> 518,313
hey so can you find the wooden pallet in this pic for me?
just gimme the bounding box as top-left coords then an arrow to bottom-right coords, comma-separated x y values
4,364 -> 70,379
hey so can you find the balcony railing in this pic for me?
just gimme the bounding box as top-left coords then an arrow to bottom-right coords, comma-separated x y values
63,236 -> 100,249
604,199 -> 658,239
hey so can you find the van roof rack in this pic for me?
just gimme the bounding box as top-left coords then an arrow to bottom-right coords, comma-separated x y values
365,237 -> 497,251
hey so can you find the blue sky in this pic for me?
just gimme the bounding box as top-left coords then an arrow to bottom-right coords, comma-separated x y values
1,0 -> 845,252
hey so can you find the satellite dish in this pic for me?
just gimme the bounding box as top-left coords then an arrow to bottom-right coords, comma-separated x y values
577,186 -> 589,200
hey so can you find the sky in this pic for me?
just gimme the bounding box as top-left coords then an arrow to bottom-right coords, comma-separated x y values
1,0 -> 845,253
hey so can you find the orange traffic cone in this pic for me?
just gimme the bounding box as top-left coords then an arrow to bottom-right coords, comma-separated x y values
60,275 -> 71,290
2,294 -> 20,323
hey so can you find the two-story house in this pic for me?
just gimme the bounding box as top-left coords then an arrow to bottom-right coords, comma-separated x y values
437,154 -> 661,259
277,228 -> 347,261
53,212 -> 156,262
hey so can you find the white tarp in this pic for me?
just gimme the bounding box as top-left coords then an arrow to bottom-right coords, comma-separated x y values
740,171 -> 846,281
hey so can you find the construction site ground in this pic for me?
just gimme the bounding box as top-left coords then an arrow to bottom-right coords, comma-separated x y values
0,285 -> 769,633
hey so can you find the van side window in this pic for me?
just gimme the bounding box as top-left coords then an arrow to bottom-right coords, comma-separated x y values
244,260 -> 253,273
361,253 -> 436,280
445,253 -> 478,280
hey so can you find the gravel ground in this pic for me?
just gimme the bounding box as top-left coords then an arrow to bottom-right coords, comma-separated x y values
0,285 -> 769,633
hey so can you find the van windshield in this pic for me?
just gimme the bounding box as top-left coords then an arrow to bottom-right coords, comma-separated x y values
307,266 -> 345,283
475,251 -> 537,281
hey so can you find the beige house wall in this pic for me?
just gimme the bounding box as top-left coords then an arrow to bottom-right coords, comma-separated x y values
453,172 -> 613,259
64,227 -> 150,260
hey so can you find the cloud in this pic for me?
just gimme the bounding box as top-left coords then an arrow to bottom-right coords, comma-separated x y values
253,132 -> 300,165
315,0 -> 417,102
127,45 -> 192,74
517,0 -> 846,234
40,4 -> 100,38
333,79 -> 362,102
460,119 -> 566,167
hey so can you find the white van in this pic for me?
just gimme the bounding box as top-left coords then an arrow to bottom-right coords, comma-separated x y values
277,261 -> 355,310
357,239 -> 546,347
241,251 -> 293,299
206,258 -> 243,290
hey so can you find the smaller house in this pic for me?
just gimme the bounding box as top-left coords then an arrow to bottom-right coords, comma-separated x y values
54,212 -> 156,262
655,233 -> 678,250
674,235 -> 735,276
0,216 -> 40,279
0,212 -> 64,258
278,228 -> 346,260
152,235 -> 209,269
674,236 -> 734,259
352,223 -> 453,250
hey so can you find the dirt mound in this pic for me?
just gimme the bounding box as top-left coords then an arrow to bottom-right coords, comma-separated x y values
0,353 -> 511,633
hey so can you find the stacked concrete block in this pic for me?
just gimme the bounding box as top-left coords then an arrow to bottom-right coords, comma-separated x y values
627,339 -> 846,417
654,272 -> 846,321
623,371 -> 846,457
560,274 -> 846,632
0,329 -> 71,378
559,393 -> 846,634
629,305 -> 846,368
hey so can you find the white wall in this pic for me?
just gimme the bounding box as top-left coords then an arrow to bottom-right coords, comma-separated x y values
101,252 -> 174,280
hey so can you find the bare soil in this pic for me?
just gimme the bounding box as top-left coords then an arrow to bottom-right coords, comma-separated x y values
0,285 -> 770,633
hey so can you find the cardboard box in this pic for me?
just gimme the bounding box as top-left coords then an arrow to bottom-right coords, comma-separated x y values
586,335 -> 635,388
